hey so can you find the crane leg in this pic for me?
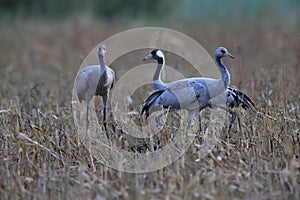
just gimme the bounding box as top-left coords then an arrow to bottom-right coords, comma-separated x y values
198,110 -> 203,145
228,110 -> 236,133
81,98 -> 90,143
187,110 -> 196,130
103,95 -> 110,140
86,100 -> 89,134
237,112 -> 242,132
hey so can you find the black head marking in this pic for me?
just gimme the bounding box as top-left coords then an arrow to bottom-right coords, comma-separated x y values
151,49 -> 160,56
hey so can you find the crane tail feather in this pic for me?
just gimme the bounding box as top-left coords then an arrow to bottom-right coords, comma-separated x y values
141,90 -> 164,118
228,87 -> 256,110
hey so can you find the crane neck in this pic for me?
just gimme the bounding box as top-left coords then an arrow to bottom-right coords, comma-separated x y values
153,57 -> 166,90
98,54 -> 106,73
215,55 -> 230,89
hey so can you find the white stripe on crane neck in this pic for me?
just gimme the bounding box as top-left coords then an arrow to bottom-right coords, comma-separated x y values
156,50 -> 164,59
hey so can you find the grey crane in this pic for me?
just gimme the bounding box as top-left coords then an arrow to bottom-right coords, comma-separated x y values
142,49 -> 255,132
75,44 -> 115,139
141,47 -> 234,131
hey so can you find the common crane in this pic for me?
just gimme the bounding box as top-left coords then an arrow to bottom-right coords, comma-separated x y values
75,44 -> 115,139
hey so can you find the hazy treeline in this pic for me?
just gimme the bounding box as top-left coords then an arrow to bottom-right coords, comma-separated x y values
0,0 -> 178,19
1,0 -> 299,25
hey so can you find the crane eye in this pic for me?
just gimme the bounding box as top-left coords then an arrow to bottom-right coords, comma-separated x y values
221,49 -> 226,54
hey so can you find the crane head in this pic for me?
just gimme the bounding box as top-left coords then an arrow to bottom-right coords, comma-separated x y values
98,44 -> 107,56
215,47 -> 234,59
143,49 -> 165,61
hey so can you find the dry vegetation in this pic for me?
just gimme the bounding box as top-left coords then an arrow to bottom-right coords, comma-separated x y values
0,18 -> 299,199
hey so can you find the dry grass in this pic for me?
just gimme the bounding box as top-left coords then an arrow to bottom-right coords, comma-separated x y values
0,18 -> 299,199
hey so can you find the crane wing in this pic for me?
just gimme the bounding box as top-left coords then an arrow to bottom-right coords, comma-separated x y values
158,79 -> 208,110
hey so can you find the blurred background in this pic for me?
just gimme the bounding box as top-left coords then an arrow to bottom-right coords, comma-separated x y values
1,0 -> 299,85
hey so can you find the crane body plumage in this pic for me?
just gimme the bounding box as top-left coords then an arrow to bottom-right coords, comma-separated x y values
207,87 -> 255,111
75,45 -> 115,139
76,65 -> 114,101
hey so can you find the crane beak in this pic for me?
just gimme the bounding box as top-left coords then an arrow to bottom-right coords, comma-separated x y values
225,52 -> 235,59
143,54 -> 153,61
